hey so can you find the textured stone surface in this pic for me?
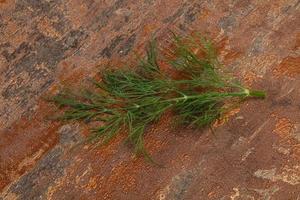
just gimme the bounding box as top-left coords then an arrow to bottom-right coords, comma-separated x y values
0,0 -> 300,199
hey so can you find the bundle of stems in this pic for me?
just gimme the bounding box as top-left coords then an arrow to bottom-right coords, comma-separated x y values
51,33 -> 265,161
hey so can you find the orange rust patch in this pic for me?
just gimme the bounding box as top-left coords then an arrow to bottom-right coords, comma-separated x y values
57,66 -> 88,87
198,8 -> 211,20
223,51 -> 241,62
144,112 -> 173,155
215,37 -> 241,64
65,1 -> 89,29
273,118 -> 294,138
273,56 -> 300,78
143,23 -> 158,36
294,33 -> 300,50
106,163 -> 137,192
0,100 -> 60,191
243,71 -> 257,86
1,21 -> 28,47
272,116 -> 300,161
0,0 -> 13,9
216,37 -> 229,55
16,149 -> 44,172
85,177 -> 98,191
291,33 -> 300,51
37,17 -> 61,38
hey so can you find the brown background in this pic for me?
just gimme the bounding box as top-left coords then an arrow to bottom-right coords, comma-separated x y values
0,0 -> 299,199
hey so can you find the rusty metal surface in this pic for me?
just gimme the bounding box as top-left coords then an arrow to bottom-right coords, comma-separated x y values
0,0 -> 300,199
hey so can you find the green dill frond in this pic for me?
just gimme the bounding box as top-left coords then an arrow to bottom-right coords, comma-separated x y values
50,33 -> 265,161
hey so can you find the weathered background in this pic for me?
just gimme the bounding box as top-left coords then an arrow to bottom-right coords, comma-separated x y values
0,0 -> 299,199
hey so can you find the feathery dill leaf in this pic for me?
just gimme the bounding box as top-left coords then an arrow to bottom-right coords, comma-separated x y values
50,33 -> 265,161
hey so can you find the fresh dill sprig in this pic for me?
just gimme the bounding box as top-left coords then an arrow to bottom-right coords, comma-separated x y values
51,33 -> 265,161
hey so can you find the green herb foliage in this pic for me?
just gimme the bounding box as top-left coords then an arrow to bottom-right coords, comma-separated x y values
51,34 -> 265,161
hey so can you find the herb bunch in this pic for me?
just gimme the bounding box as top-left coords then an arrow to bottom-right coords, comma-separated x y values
51,34 -> 265,160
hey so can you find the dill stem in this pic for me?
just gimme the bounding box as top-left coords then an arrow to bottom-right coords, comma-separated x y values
167,89 -> 265,102
126,89 -> 265,109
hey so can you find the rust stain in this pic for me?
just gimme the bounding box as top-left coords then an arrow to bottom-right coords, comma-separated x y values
0,0 -> 14,9
56,60 -> 97,87
0,21 -> 28,47
0,100 -> 60,191
143,23 -> 158,36
272,116 -> 300,161
273,56 -> 300,78
0,192 -> 18,200
198,8 -> 211,20
243,71 -> 257,86
37,17 -> 62,39
215,37 -> 242,65
58,68 -> 87,86
16,149 -> 44,172
84,177 -> 98,191
65,1 -> 89,29
215,37 -> 229,55
273,117 -> 294,138
45,172 -> 70,200
293,33 -> 300,51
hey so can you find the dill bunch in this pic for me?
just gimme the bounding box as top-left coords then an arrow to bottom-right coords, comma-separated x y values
51,33 -> 265,161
